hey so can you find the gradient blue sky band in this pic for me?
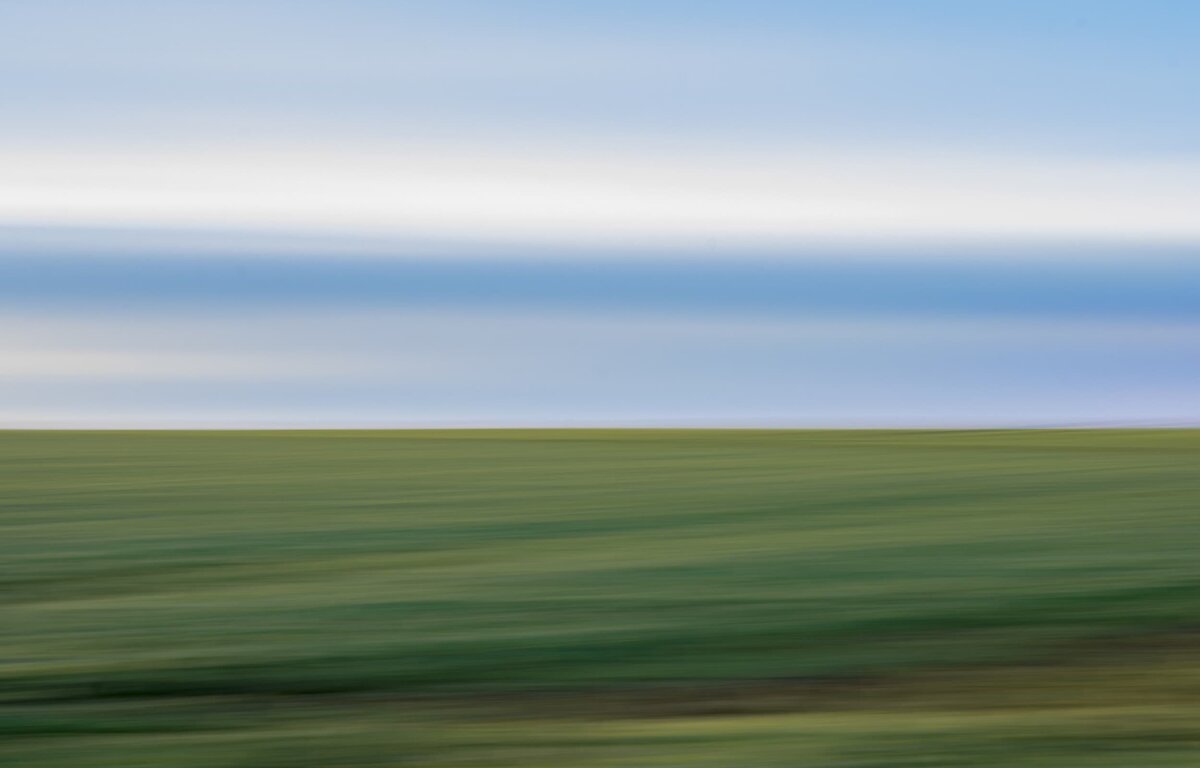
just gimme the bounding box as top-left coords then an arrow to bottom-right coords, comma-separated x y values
1,1 -> 1197,426
4,1 -> 1198,152
3,250 -> 1198,322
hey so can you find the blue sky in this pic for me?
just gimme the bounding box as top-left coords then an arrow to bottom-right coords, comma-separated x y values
1,1 -> 1197,426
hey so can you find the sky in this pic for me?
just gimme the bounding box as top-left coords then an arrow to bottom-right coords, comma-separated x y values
1,0 -> 1197,426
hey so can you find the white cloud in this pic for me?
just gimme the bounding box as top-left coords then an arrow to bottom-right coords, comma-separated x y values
1,142 -> 1197,249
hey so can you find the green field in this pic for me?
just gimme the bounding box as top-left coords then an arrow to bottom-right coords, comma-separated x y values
3,429 -> 1200,766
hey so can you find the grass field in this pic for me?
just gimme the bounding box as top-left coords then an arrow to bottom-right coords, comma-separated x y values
3,429 -> 1199,766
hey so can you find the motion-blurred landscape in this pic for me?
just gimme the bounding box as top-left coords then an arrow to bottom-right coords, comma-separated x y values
5,429 -> 1199,766
4,2 -> 1199,764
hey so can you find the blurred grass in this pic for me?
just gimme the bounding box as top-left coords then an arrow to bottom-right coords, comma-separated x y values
2,429 -> 1199,765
